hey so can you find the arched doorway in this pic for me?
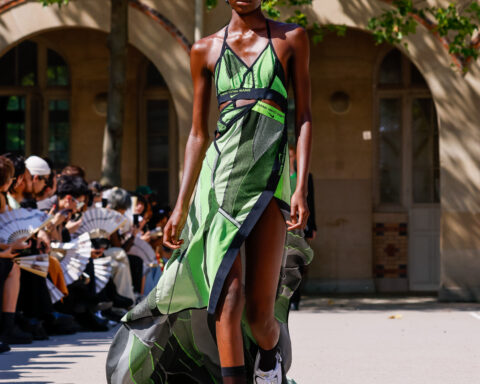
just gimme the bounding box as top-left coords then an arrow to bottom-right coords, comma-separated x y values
0,28 -> 178,204
138,60 -> 178,206
0,39 -> 70,169
373,48 -> 440,292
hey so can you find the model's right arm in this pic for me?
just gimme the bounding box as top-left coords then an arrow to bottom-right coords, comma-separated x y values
163,40 -> 212,249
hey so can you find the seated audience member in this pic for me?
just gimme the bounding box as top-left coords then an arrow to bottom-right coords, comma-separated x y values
88,181 -> 103,208
0,156 -> 14,214
36,158 -> 57,211
47,175 -> 89,243
61,165 -> 86,180
106,188 -> 136,302
3,153 -> 32,210
0,157 -> 32,352
0,241 -> 32,352
144,207 -> 172,295
24,155 -> 51,207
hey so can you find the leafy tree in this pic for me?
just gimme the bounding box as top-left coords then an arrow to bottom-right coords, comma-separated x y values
208,0 -> 480,71
40,0 -> 128,186
368,1 -> 480,71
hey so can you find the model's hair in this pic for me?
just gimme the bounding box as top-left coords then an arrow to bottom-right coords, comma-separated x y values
0,155 -> 14,187
57,175 -> 89,198
108,187 -> 132,211
61,165 -> 86,180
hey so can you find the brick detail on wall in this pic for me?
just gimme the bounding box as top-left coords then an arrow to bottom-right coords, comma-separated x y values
373,218 -> 408,279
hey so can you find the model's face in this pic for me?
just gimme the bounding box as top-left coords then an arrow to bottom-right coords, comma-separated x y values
228,0 -> 262,14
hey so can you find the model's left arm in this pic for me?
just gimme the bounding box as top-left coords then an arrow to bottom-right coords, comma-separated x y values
287,27 -> 312,231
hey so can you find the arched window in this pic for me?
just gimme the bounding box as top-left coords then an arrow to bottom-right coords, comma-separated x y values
376,49 -> 439,207
0,40 -> 70,169
140,61 -> 177,205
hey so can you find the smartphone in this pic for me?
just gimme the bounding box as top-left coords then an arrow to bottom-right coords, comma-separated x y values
133,214 -> 139,227
101,198 -> 108,208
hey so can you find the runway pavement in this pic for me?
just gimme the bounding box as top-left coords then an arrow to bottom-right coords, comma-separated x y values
1,296 -> 480,383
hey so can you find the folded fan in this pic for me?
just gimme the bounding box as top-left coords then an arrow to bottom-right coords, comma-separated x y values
93,256 -> 112,293
14,254 -> 49,278
128,237 -> 157,275
46,279 -> 65,304
0,208 -> 51,244
72,208 -> 127,239
51,232 -> 92,285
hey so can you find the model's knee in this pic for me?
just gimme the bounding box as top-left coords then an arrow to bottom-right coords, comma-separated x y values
246,304 -> 273,332
218,278 -> 244,322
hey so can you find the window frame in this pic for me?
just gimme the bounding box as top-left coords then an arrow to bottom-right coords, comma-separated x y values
138,59 -> 178,206
373,47 -> 439,212
0,38 -> 70,166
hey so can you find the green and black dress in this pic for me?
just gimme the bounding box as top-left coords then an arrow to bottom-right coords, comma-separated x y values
106,20 -> 311,384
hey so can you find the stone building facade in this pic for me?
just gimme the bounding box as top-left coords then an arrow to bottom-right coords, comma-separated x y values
0,0 -> 478,300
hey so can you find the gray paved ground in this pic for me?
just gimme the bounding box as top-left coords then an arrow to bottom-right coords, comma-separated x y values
2,296 -> 480,383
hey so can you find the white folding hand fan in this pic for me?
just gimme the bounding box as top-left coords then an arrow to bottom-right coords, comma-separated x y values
0,208 -> 51,244
14,254 -> 49,278
46,278 -> 65,304
93,256 -> 112,293
128,237 -> 157,274
72,208 -> 127,239
51,232 -> 92,285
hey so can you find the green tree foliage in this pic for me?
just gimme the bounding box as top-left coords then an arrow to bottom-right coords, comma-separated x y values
368,0 -> 480,69
207,0 -> 480,71
39,0 -> 69,6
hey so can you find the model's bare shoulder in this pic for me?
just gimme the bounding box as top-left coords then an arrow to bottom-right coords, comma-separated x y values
191,28 -> 225,71
268,20 -> 304,37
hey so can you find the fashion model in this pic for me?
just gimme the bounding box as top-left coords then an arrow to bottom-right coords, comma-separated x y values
106,0 -> 312,383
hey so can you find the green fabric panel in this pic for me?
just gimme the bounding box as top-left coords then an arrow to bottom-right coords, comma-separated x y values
252,114 -> 283,162
232,115 -> 282,217
171,311 -> 204,367
217,53 -> 246,93
213,117 -> 243,206
252,101 -> 285,124
290,171 -> 297,194
274,294 -> 290,324
220,111 -> 257,214
270,75 -> 288,98
129,335 -> 154,384
277,145 -> 291,204
155,231 -> 207,313
252,48 -> 275,88
242,70 -> 253,88
205,213 -> 238,288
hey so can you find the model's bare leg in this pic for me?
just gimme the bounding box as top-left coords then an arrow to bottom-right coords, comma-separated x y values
216,254 -> 246,383
3,263 -> 20,312
245,199 -> 285,351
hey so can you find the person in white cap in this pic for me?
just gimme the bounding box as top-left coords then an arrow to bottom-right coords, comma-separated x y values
25,155 -> 51,199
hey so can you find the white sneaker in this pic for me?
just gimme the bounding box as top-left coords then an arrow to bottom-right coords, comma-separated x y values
253,349 -> 283,384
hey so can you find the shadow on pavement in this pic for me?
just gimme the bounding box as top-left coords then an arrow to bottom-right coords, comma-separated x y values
0,330 -> 115,384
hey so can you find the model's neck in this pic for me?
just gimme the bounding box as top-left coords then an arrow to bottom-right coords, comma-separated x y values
230,7 -> 266,33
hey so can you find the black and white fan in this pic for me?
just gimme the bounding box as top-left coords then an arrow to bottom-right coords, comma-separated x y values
51,232 -> 92,285
72,208 -> 128,239
13,254 -> 49,278
0,208 -> 51,244
93,256 -> 112,293
46,278 -> 65,304
128,237 -> 157,274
